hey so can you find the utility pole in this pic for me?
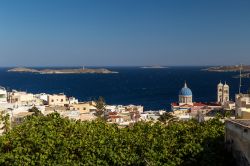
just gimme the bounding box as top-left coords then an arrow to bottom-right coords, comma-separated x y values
239,64 -> 242,94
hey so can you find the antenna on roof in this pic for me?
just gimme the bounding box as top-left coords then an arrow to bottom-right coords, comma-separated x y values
239,64 -> 242,94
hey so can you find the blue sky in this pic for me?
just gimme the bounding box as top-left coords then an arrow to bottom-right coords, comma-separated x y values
0,0 -> 250,66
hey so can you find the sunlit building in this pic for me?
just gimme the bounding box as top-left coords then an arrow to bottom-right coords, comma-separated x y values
0,86 -> 7,103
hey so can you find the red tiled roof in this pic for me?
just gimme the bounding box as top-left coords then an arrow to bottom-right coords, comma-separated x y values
171,102 -> 179,106
109,112 -> 118,115
171,102 -> 210,107
193,102 -> 207,107
109,115 -> 122,119
179,104 -> 193,107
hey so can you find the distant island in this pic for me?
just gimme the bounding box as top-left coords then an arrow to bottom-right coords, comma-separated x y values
140,65 -> 168,69
203,65 -> 250,78
8,67 -> 118,74
233,73 -> 250,78
203,65 -> 250,72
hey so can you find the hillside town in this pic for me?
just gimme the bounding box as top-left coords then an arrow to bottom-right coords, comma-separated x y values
0,87 -> 148,134
1,81 -> 250,164
2,79 -> 250,164
0,81 -> 239,131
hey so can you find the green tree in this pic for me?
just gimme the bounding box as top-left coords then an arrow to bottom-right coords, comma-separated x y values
0,112 -> 11,133
158,112 -> 177,124
28,107 -> 42,116
94,96 -> 106,118
0,113 -> 235,166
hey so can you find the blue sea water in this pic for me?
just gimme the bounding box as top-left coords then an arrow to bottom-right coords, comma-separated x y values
0,67 -> 249,110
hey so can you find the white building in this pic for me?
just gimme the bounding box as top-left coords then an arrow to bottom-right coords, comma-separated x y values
0,86 -> 7,103
105,104 -> 143,113
69,97 -> 79,104
235,93 -> 250,119
35,93 -> 49,102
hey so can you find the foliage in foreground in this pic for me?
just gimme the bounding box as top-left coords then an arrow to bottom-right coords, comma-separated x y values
0,113 -> 234,166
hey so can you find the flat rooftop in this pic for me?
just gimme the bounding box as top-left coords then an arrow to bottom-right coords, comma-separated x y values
227,119 -> 250,128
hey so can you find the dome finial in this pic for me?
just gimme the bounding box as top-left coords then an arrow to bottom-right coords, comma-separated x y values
184,81 -> 187,88
179,81 -> 192,96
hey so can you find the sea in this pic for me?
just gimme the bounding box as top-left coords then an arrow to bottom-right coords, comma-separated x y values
0,67 -> 249,111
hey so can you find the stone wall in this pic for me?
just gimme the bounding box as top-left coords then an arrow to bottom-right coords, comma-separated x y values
225,120 -> 250,166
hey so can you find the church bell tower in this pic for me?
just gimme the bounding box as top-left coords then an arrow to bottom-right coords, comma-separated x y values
217,81 -> 229,104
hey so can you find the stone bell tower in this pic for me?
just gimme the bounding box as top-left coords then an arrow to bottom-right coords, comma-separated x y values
217,82 -> 223,103
217,81 -> 229,104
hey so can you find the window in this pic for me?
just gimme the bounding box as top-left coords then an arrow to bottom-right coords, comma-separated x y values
244,128 -> 248,133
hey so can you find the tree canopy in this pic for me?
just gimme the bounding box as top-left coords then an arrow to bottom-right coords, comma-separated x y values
28,107 -> 42,116
94,96 -> 106,118
0,113 -> 234,166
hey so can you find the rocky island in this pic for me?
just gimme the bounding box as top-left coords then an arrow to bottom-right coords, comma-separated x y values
8,67 -> 118,74
203,65 -> 250,78
203,65 -> 250,72
140,65 -> 168,69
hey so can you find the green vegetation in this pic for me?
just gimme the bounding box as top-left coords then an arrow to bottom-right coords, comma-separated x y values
94,96 -> 106,118
0,113 -> 234,165
28,107 -> 42,116
0,112 -> 10,133
206,109 -> 235,118
158,112 -> 178,124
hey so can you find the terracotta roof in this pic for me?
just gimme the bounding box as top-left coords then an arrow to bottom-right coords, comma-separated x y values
172,102 -> 219,107
171,103 -> 179,106
179,104 -> 193,107
110,115 -> 122,119
109,112 -> 118,115
193,102 -> 207,107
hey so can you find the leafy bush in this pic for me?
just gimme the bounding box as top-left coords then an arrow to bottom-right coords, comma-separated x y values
0,113 -> 234,165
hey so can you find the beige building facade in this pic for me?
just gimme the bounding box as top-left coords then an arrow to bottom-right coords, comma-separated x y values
69,101 -> 96,114
236,93 -> 250,119
8,91 -> 42,105
47,94 -> 68,106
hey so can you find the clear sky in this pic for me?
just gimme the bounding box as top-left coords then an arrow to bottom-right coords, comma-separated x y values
0,0 -> 250,67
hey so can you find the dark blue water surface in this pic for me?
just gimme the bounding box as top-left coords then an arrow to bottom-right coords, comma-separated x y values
0,67 -> 249,110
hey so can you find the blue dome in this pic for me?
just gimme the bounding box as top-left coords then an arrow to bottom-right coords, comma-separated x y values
179,83 -> 192,96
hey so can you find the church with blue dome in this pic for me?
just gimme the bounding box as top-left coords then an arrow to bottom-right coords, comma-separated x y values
171,81 -> 224,120
179,82 -> 193,105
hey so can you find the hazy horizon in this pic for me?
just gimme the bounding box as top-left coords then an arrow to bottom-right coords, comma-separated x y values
1,0 -> 250,67
0,64 -> 248,68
